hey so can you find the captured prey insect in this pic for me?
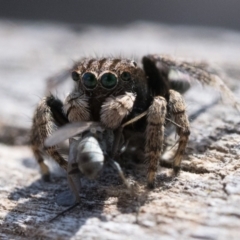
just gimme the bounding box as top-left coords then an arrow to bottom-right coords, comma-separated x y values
30,54 -> 240,190
44,120 -> 138,206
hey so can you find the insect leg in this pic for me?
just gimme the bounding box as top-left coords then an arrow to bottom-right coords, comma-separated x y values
111,110 -> 148,158
168,89 -> 190,175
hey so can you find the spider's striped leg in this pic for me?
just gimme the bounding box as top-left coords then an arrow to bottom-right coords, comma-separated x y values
30,95 -> 69,180
145,54 -> 240,111
168,89 -> 190,175
145,96 -> 167,188
31,91 -> 90,180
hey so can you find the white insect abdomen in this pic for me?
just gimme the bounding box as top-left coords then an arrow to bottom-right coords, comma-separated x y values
76,136 -> 104,179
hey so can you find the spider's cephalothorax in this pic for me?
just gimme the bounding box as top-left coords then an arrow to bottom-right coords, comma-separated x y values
66,58 -> 149,126
30,54 -> 239,188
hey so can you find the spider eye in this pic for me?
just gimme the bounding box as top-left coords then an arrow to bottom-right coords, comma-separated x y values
72,71 -> 80,81
100,72 -> 118,89
82,72 -> 97,89
121,71 -> 132,81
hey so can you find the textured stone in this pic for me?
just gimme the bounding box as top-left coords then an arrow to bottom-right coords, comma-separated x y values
0,20 -> 240,239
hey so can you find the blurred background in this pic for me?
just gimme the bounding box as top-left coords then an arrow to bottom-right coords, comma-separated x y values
1,0 -> 240,30
1,0 -> 240,137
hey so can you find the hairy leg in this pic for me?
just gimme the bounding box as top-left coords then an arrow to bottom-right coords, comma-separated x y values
144,54 -> 240,111
63,90 -> 91,122
145,96 -> 167,188
100,92 -> 136,129
30,95 -> 69,180
168,89 -> 190,175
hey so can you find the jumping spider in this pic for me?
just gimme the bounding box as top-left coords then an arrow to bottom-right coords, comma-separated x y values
30,54 -> 239,190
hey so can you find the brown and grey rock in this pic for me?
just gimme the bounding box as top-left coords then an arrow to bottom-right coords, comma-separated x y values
0,20 -> 240,240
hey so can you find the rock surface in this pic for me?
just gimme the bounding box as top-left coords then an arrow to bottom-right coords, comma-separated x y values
0,20 -> 240,239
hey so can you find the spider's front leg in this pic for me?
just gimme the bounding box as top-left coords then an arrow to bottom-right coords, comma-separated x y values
30,95 -> 69,180
100,92 -> 136,129
145,96 -> 167,188
30,91 -> 90,181
63,91 -> 90,122
142,54 -> 190,187
99,92 -> 136,162
168,89 -> 190,175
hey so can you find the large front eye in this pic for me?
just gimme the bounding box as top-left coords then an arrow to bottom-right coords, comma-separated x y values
100,72 -> 118,89
120,71 -> 132,81
82,72 -> 97,89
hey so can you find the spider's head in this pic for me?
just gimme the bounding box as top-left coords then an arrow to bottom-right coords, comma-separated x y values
71,57 -> 146,99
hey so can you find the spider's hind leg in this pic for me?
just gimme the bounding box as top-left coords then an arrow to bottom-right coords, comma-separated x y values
30,95 -> 69,180
168,89 -> 190,175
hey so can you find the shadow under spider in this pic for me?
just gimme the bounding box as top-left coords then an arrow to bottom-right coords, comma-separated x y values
3,158 -> 157,238
4,173 -> 109,238
87,111 -> 235,218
